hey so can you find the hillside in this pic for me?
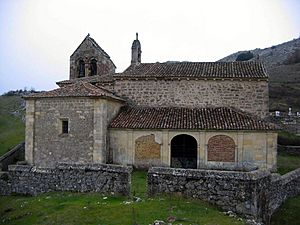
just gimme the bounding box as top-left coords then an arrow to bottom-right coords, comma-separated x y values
219,37 -> 300,112
0,95 -> 25,156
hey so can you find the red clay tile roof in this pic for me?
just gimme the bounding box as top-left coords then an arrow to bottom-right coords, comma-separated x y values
109,106 -> 275,130
116,61 -> 268,79
24,82 -> 124,101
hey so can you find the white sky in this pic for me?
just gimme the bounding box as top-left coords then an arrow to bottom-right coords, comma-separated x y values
0,0 -> 299,94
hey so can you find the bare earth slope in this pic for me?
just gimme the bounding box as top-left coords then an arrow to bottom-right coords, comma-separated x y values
219,37 -> 300,112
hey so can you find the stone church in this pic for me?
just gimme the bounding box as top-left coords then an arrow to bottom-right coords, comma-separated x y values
24,34 -> 277,171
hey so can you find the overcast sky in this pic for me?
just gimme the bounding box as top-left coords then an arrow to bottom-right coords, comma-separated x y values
0,0 -> 299,94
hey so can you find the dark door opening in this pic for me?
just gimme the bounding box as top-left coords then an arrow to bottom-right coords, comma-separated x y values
171,134 -> 197,169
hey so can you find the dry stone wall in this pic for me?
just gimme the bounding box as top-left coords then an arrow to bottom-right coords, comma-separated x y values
268,168 -> 300,216
278,145 -> 300,156
0,163 -> 132,196
0,142 -> 24,171
0,172 -> 10,195
110,79 -> 269,118
148,167 -> 300,223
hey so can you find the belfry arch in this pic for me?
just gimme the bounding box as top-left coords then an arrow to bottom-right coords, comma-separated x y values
170,134 -> 197,169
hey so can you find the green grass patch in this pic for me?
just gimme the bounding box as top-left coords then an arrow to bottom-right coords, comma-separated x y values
277,152 -> 300,175
131,169 -> 148,197
0,96 -> 25,156
0,170 -> 245,225
271,195 -> 300,225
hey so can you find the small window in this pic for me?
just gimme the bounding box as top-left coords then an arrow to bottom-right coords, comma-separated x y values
90,59 -> 97,76
62,120 -> 69,134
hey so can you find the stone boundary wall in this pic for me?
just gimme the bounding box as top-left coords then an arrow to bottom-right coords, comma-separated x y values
0,163 -> 132,196
278,144 -> 300,156
268,168 -> 300,217
148,167 -> 270,221
268,116 -> 300,134
148,167 -> 300,223
0,142 -> 25,171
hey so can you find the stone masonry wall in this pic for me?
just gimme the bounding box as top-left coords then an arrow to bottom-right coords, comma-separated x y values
278,145 -> 300,156
0,172 -> 10,195
70,37 -> 115,79
0,142 -> 24,171
33,98 -> 95,167
148,167 -> 300,223
268,168 -> 300,217
110,79 -> 269,118
0,163 -> 132,196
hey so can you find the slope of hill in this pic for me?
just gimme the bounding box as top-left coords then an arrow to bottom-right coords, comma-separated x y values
0,95 -> 25,156
219,37 -> 300,112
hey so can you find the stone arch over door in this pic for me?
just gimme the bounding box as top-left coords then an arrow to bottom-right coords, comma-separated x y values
171,134 -> 197,169
207,135 -> 235,162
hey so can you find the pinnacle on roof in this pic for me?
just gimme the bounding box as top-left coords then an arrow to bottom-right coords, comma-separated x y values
131,32 -> 142,65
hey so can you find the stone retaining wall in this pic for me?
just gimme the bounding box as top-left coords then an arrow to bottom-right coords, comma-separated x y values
0,142 -> 25,171
0,163 -> 132,196
148,167 -> 300,223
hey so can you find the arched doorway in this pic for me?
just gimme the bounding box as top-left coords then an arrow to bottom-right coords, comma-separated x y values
171,134 -> 197,169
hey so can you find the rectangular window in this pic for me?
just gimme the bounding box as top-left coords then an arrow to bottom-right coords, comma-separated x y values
62,120 -> 69,134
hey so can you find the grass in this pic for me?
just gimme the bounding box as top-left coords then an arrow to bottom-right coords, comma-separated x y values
277,152 -> 300,175
271,195 -> 300,225
0,96 -> 25,156
0,170 -> 245,225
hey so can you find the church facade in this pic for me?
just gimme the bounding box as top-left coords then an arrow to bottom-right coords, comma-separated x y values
24,34 -> 277,171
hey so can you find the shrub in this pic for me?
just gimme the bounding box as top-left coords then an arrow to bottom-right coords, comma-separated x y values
235,51 -> 254,61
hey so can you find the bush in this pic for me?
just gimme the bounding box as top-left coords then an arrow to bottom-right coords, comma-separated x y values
278,131 -> 300,146
2,88 -> 37,97
235,51 -> 254,61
